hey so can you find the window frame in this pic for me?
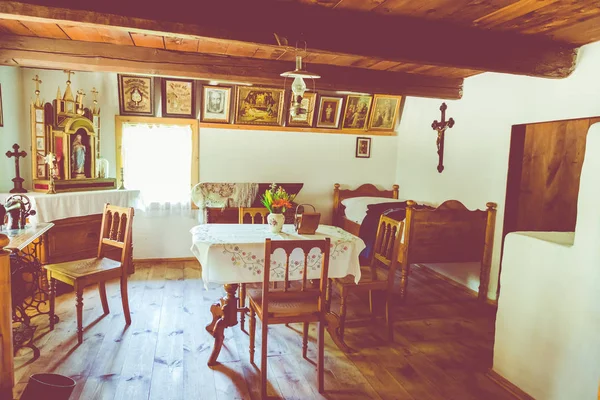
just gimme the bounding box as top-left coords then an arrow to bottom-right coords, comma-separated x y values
114,115 -> 199,195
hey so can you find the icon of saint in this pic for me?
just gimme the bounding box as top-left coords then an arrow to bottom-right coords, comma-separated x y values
71,133 -> 86,178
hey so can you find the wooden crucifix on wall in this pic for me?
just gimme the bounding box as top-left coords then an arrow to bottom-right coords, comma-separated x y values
6,143 -> 27,193
431,102 -> 455,173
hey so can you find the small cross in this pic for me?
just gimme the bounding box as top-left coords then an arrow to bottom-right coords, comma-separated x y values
91,87 -> 98,102
33,74 -> 43,106
64,70 -> 74,83
76,89 -> 86,104
6,144 -> 28,193
32,75 -> 42,92
431,102 -> 455,173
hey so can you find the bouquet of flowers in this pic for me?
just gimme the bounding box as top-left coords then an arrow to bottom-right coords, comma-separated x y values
261,183 -> 295,214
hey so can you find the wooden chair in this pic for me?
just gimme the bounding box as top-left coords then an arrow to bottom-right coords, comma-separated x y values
238,207 -> 269,224
248,238 -> 331,398
238,207 -> 269,332
332,215 -> 403,342
45,204 -> 134,344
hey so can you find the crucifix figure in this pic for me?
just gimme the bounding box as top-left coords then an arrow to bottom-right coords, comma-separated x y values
6,143 -> 28,193
431,102 -> 455,173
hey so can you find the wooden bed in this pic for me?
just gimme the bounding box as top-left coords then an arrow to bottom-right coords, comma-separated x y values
332,183 -> 399,236
332,183 -> 497,301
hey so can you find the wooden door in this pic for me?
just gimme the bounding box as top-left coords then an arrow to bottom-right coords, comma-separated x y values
504,117 -> 600,236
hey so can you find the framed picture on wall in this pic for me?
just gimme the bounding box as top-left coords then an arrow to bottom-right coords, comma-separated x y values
342,95 -> 373,130
161,78 -> 195,118
356,137 -> 371,158
368,95 -> 403,132
315,96 -> 343,129
235,86 -> 285,126
287,92 -> 317,127
118,74 -> 154,116
201,85 -> 232,123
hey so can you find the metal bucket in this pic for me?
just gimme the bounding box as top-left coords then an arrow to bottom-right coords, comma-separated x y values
20,373 -> 76,400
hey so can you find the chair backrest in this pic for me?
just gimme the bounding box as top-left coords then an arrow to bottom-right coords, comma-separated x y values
262,238 -> 331,318
371,215 -> 404,288
239,207 -> 269,224
97,203 -> 134,273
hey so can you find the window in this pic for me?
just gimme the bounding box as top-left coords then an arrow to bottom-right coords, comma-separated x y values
116,117 -> 198,211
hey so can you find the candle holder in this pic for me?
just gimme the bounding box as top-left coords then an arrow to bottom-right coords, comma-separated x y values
47,167 -> 56,194
118,167 -> 126,190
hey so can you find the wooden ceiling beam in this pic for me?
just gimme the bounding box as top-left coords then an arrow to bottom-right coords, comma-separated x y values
0,35 -> 464,99
0,1 -> 578,78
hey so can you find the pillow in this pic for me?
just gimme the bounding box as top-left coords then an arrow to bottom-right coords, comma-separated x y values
341,196 -> 402,224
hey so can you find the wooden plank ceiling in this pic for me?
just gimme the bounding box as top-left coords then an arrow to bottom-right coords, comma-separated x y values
0,0 -> 599,99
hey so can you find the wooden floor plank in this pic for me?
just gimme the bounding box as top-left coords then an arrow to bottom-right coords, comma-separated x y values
13,262 -> 515,400
113,263 -> 168,400
148,263 -> 185,400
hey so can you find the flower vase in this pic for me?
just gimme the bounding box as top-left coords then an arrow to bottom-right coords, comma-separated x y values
267,213 -> 285,233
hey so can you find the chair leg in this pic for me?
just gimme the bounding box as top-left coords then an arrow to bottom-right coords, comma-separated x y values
239,283 -> 246,332
260,321 -> 268,400
302,322 -> 309,359
75,287 -> 84,344
399,262 -> 410,300
99,282 -> 110,315
317,319 -> 325,394
386,294 -> 394,342
120,277 -> 131,325
369,290 -> 375,318
249,307 -> 256,365
49,277 -> 56,331
326,279 -> 332,311
339,290 -> 347,341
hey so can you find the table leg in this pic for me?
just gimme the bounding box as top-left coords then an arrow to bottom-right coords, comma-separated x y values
206,283 -> 240,366
325,311 -> 355,354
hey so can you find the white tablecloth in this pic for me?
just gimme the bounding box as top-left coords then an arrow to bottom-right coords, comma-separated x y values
0,189 -> 140,223
190,224 -> 365,286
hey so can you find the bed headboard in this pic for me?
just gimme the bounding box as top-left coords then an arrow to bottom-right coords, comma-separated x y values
332,183 -> 399,226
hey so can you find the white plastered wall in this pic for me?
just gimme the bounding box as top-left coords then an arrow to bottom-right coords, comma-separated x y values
1,67 -> 397,257
396,41 -> 600,300
493,123 -> 600,400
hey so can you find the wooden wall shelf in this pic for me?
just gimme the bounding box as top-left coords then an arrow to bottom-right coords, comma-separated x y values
198,122 -> 396,136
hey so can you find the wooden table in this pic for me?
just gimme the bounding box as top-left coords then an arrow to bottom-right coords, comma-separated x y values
190,224 -> 365,366
0,223 -> 53,397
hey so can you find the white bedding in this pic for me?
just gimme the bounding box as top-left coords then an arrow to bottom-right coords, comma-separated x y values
341,196 -> 403,224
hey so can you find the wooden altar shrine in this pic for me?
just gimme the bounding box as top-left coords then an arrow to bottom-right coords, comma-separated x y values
30,72 -> 116,193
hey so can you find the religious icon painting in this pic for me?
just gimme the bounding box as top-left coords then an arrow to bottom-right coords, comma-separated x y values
368,95 -> 403,132
118,74 -> 154,116
35,123 -> 44,137
201,85 -> 232,123
316,96 -> 343,129
37,164 -> 46,179
287,92 -> 317,127
342,95 -> 373,130
36,137 -> 45,151
162,78 -> 195,118
356,137 -> 371,158
235,86 -> 285,126
35,108 -> 44,123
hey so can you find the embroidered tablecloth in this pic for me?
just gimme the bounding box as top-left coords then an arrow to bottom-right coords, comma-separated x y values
190,224 -> 365,286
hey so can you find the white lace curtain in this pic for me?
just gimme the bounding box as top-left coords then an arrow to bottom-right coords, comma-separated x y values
121,122 -> 192,211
